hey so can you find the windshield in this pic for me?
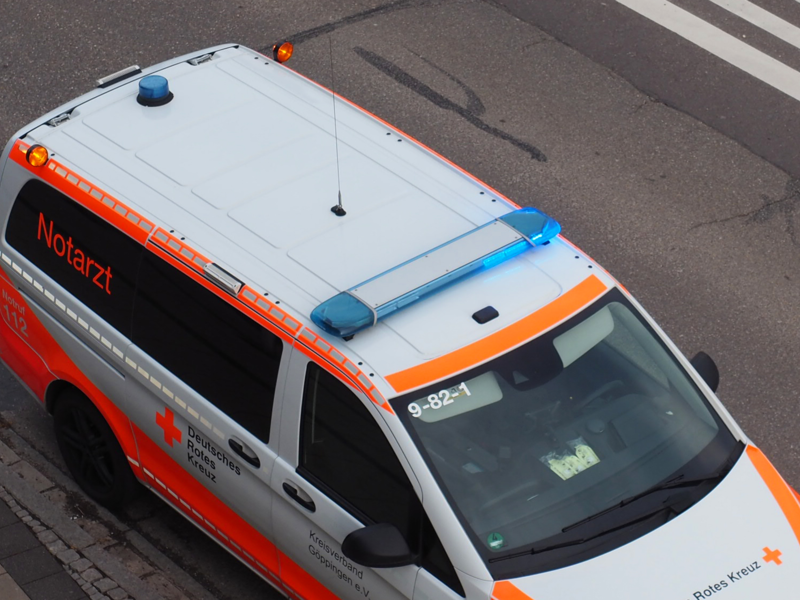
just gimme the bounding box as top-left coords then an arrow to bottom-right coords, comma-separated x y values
391,288 -> 740,577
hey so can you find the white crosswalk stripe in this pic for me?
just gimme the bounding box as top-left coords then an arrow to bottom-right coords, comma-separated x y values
615,0 -> 800,101
709,0 -> 800,49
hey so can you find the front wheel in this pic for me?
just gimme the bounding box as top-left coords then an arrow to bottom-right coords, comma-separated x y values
54,390 -> 138,508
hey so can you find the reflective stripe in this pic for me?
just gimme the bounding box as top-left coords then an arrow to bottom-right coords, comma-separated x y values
239,284 -> 302,336
492,580 -> 535,600
149,228 -> 210,275
294,329 -> 393,413
11,141 -> 155,243
278,551 -> 339,600
14,140 -> 308,346
747,446 -> 800,544
386,274 -> 609,393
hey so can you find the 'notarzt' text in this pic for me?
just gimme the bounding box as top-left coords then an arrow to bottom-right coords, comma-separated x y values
37,213 -> 112,294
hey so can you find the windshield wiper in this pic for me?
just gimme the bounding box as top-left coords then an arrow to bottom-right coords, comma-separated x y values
561,441 -> 744,535
491,501 -> 678,562
560,471 -> 719,534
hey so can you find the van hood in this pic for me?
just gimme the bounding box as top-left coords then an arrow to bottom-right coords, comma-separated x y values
492,446 -> 800,600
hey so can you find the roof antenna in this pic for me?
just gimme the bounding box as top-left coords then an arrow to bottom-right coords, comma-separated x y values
329,36 -> 346,217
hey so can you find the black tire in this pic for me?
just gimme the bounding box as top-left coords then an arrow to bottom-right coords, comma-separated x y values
53,390 -> 139,508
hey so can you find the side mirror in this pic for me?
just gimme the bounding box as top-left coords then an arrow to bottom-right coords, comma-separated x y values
690,351 -> 720,393
342,523 -> 415,568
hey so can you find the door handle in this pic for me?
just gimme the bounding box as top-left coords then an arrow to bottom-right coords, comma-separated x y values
283,482 -> 316,512
228,438 -> 261,469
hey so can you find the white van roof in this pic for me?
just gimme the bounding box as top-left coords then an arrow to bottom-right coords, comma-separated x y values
18,44 -> 613,398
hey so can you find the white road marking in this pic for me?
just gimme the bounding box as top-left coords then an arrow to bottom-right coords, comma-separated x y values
615,0 -> 800,101
709,0 -> 800,50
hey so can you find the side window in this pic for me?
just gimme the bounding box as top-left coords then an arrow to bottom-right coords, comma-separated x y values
300,363 -> 419,541
300,363 -> 464,596
132,251 -> 282,443
5,179 -> 144,335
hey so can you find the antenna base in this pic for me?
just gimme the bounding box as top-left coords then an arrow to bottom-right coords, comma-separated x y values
331,205 -> 347,217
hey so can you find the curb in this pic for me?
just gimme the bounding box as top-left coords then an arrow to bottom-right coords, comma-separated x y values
0,484 -> 128,600
0,420 -> 219,600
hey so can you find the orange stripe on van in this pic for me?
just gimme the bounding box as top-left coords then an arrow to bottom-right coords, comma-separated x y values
12,141 -> 155,245
385,274 -> 609,393
747,446 -> 800,544
278,551 -> 340,600
239,285 -> 303,337
557,235 -> 629,295
492,580 -> 535,600
149,228 -> 211,275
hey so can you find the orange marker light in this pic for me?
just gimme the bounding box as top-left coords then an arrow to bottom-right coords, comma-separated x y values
26,145 -> 49,167
272,41 -> 294,64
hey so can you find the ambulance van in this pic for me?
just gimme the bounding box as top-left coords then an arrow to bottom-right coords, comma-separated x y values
0,43 -> 798,600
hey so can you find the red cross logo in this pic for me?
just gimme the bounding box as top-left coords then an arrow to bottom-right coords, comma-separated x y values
763,547 -> 782,566
156,407 -> 182,447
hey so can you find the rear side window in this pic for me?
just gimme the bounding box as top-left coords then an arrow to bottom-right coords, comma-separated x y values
132,251 -> 283,443
5,180 -> 144,335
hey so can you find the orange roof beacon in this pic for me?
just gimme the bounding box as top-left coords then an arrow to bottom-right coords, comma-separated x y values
0,44 -> 797,599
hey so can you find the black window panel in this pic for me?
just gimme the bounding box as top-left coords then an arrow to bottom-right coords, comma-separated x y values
421,516 -> 465,597
132,251 -> 282,443
5,179 -> 143,335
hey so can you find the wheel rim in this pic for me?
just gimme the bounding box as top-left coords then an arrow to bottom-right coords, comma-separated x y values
59,405 -> 116,496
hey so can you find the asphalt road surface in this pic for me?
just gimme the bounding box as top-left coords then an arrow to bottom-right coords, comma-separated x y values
1,0 -> 800,598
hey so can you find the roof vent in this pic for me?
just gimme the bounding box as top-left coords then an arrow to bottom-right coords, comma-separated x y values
472,306 -> 499,324
137,75 -> 174,107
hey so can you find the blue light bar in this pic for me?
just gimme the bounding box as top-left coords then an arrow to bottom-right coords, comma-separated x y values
499,207 -> 562,244
311,207 -> 561,337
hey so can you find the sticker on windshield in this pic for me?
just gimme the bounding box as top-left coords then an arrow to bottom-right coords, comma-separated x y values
487,532 -> 506,551
541,437 -> 600,480
407,372 -> 503,423
408,383 -> 470,418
